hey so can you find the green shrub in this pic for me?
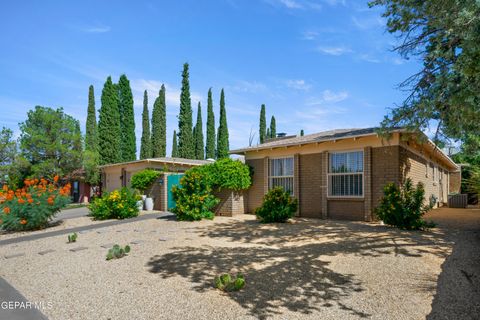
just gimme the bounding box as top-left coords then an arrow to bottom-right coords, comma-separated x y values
172,169 -> 220,221
172,159 -> 251,221
255,187 -> 298,223
214,273 -> 245,292
375,178 -> 435,230
106,244 -> 131,260
67,232 -> 77,243
89,188 -> 139,220
130,169 -> 161,194
0,178 -> 71,231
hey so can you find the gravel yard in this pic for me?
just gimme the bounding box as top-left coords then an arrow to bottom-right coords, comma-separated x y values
1,208 -> 478,320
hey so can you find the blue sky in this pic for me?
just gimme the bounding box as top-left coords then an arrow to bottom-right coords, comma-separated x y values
0,0 -> 421,154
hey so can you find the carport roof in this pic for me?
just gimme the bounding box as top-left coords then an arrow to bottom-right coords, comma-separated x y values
99,157 -> 214,168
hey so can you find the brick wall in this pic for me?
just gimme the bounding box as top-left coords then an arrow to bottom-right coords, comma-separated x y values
449,171 -> 461,194
328,200 -> 364,220
214,190 -> 246,216
372,146 -> 401,209
298,153 -> 323,218
245,158 -> 265,213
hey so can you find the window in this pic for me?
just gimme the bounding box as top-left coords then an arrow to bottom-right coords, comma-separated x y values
269,157 -> 294,195
328,151 -> 364,197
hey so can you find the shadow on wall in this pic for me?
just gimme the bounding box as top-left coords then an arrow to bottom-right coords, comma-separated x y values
146,218 -> 451,319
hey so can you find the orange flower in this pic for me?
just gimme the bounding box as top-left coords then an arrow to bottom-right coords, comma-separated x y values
18,198 -> 26,204
53,175 -> 59,183
47,197 -> 54,205
27,198 -> 34,204
3,207 -> 10,214
2,185 -> 8,192
20,219 -> 27,225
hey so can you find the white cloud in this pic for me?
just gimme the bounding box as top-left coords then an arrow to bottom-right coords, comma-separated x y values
228,80 -> 267,94
321,89 -> 349,102
79,24 -> 111,33
279,0 -> 303,9
358,53 -> 381,63
301,30 -> 319,40
266,0 -> 322,10
285,79 -> 312,91
351,16 -> 384,30
316,46 -> 352,56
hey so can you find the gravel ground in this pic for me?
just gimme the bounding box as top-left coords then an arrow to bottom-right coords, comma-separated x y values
0,208 -> 476,320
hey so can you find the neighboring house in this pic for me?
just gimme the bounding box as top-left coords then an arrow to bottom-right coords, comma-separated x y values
230,128 -> 459,221
100,157 -> 213,211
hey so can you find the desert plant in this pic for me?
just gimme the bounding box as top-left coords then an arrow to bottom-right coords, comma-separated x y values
214,273 -> 245,292
255,187 -> 298,223
89,188 -> 139,220
375,178 -> 435,230
67,232 -> 77,243
130,169 -> 161,195
106,244 -> 131,260
0,177 -> 71,231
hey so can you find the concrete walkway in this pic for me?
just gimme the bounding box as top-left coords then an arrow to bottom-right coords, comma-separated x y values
0,277 -> 48,320
53,206 -> 89,222
0,212 -> 172,246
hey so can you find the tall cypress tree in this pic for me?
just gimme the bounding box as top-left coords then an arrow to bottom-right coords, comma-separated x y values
152,84 -> 167,157
270,116 -> 276,138
98,76 -> 121,165
300,129 -> 304,136
118,74 -> 136,161
178,63 -> 194,158
140,90 -> 151,159
216,89 -> 229,159
194,102 -> 204,160
259,104 -> 266,144
85,85 -> 98,152
205,88 -> 216,159
171,130 -> 178,157
266,128 -> 270,140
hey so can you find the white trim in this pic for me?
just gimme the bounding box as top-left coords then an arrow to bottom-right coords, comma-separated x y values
327,150 -> 364,198
268,156 -> 295,195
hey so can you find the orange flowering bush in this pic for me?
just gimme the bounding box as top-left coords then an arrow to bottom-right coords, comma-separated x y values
0,177 -> 71,231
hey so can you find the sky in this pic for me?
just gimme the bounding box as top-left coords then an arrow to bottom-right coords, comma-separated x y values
0,0 -> 422,155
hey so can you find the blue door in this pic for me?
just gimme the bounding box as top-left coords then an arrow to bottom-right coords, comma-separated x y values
167,174 -> 184,210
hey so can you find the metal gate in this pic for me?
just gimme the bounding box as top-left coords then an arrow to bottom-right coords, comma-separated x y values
167,174 -> 184,210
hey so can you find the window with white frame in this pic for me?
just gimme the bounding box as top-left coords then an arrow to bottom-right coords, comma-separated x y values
269,157 -> 294,195
328,151 -> 364,197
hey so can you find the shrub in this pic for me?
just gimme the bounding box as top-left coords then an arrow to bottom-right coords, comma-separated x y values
375,178 -> 435,230
68,232 -> 78,243
214,273 -> 246,292
89,188 -> 139,220
172,169 -> 220,221
106,244 -> 131,260
0,177 -> 71,231
130,169 -> 161,194
255,187 -> 298,223
172,159 -> 251,221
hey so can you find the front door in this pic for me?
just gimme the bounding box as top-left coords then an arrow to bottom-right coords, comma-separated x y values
167,174 -> 184,210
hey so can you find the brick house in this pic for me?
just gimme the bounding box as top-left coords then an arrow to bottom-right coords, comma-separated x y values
230,128 -> 459,221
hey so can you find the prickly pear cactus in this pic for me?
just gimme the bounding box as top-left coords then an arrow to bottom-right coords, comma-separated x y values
67,232 -> 78,243
214,273 -> 245,292
106,244 -> 131,260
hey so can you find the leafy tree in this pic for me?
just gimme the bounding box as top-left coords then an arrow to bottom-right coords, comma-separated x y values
140,90 -> 152,159
0,127 -> 17,184
216,89 -> 229,159
85,85 -> 98,153
118,74 -> 136,161
152,85 -> 167,157
83,150 -> 100,186
259,104 -> 266,143
178,63 -> 194,158
98,76 -> 121,165
171,130 -> 178,157
205,88 -> 216,159
194,102 -> 205,160
371,0 -> 480,143
19,106 -> 82,178
270,116 -> 276,138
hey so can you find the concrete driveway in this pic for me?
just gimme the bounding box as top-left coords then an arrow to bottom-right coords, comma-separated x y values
52,206 -> 89,222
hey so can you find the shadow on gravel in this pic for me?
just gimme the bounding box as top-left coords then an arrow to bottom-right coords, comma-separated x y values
147,217 -> 451,319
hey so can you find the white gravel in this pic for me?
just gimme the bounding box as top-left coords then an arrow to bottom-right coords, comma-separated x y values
0,212 -> 463,320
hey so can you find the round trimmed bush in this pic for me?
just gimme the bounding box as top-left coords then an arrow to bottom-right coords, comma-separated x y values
255,187 -> 298,223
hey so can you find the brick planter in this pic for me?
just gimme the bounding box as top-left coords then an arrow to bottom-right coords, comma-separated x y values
214,190 -> 246,216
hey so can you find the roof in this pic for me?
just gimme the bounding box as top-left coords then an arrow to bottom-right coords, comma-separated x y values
230,127 -> 458,170
99,157 -> 214,169
230,127 -> 390,153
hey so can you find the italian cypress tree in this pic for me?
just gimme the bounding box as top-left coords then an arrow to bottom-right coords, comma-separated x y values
118,74 -> 136,161
171,130 -> 178,157
140,90 -> 152,159
85,85 -> 98,152
205,88 -> 216,159
266,128 -> 270,140
194,102 -> 204,160
98,76 -> 121,165
216,89 -> 229,159
270,116 -> 276,138
300,129 -> 304,136
259,104 -> 266,144
152,84 -> 167,157
178,63 -> 194,158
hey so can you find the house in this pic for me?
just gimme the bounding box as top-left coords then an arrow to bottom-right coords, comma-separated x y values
100,157 -> 213,211
230,128 -> 459,221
